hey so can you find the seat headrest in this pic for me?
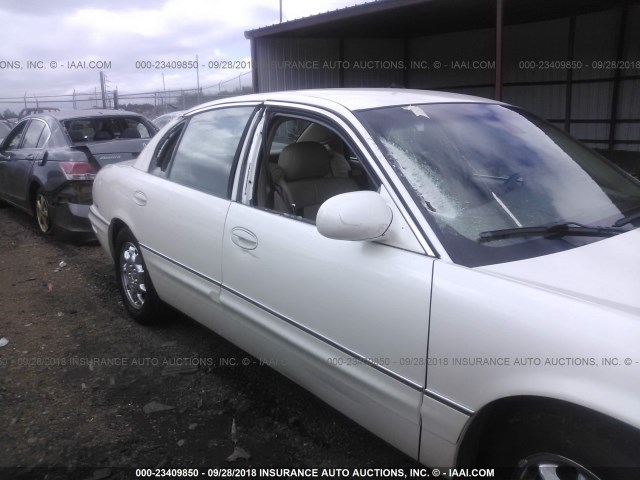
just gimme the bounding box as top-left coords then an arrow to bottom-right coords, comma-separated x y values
94,130 -> 114,141
121,127 -> 141,139
278,142 -> 331,181
68,129 -> 85,142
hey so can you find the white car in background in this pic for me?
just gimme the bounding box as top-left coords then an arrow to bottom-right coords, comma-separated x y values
152,110 -> 185,129
0,120 -> 12,143
90,89 -> 640,479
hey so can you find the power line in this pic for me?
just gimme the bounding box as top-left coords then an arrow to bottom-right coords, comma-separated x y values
0,72 -> 252,105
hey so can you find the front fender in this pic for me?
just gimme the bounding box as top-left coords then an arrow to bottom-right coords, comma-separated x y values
425,260 -> 640,439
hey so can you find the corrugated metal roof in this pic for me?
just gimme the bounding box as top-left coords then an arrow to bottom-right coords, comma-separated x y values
245,0 -> 421,39
245,0 -> 632,39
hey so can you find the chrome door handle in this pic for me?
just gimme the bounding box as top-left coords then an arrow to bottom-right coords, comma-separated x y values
133,191 -> 147,206
230,227 -> 258,250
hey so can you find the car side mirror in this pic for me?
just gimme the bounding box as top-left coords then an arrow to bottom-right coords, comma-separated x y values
316,191 -> 393,241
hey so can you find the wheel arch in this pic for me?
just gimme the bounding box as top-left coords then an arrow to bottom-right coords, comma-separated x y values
456,395 -> 640,467
108,218 -> 130,262
28,180 -> 43,214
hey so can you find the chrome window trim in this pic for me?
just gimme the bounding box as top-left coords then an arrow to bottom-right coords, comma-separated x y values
185,101 -> 263,118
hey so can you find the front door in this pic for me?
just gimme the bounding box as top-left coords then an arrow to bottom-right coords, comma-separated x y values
220,109 -> 434,459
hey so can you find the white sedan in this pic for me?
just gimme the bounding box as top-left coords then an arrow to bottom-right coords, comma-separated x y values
90,89 -> 640,479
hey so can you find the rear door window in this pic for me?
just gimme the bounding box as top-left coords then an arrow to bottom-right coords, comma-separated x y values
167,106 -> 255,198
22,120 -> 48,149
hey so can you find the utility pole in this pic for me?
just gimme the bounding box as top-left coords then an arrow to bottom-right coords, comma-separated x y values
162,73 -> 167,112
99,71 -> 107,109
196,54 -> 201,105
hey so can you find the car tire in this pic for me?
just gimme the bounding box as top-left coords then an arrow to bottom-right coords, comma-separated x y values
485,408 -> 640,480
34,189 -> 53,234
114,228 -> 163,325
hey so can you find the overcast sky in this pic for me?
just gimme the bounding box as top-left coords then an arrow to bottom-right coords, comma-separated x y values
0,0 -> 372,113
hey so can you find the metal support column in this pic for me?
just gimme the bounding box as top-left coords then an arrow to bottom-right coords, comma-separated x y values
564,16 -> 576,134
495,0 -> 504,101
608,2 -> 629,150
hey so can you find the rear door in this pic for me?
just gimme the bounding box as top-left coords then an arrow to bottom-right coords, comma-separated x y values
0,122 -> 24,201
0,119 -> 40,208
124,104 -> 260,330
5,118 -> 50,208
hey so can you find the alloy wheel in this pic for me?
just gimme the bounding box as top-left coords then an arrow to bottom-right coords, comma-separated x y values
515,453 -> 603,480
120,242 -> 147,309
35,192 -> 51,233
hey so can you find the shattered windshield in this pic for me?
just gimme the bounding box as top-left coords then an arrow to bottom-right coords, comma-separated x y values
358,103 -> 640,267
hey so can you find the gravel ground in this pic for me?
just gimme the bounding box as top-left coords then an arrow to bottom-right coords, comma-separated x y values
0,205 -> 418,479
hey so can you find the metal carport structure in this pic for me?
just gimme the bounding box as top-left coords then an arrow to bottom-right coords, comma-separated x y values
245,0 -> 640,158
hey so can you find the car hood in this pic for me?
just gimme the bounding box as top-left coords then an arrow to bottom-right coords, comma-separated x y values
81,138 -> 150,167
478,229 -> 640,315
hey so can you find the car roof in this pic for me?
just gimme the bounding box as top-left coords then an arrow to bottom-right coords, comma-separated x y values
156,111 -> 184,119
22,109 -> 147,121
189,88 -> 499,113
20,107 -> 60,115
